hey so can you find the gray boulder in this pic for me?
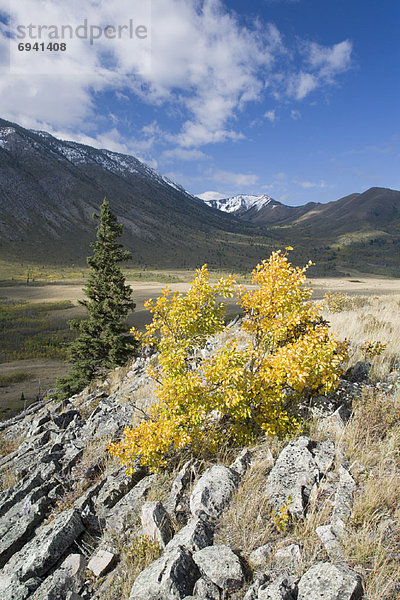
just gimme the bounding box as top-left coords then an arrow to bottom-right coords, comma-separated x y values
265,437 -> 334,518
297,562 -> 363,600
164,460 -> 199,523
129,544 -> 200,600
193,576 -> 220,599
190,465 -> 239,521
141,501 -> 174,547
165,517 -> 214,553
249,543 -> 273,568
87,550 -> 116,577
192,545 -> 244,592
3,509 -> 84,585
230,448 -> 252,478
0,495 -> 51,568
274,544 -> 301,570
105,475 -> 154,533
257,575 -> 298,600
30,553 -> 86,600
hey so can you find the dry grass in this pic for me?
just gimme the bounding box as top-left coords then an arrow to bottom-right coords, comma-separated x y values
100,533 -> 162,600
322,292 -> 400,380
0,465 -> 22,491
341,387 -> 400,599
215,441 -> 285,558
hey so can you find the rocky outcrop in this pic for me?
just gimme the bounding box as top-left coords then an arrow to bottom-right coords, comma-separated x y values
265,437 -> 335,518
0,357 -> 366,600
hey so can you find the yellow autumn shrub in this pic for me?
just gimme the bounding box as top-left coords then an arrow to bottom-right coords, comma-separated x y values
108,250 -> 348,471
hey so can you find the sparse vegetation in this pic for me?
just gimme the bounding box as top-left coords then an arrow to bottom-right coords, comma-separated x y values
0,371 -> 33,386
343,388 -> 400,600
0,299 -> 75,362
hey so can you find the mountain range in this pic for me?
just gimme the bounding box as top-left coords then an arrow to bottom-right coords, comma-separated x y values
0,117 -> 400,276
201,193 -> 319,224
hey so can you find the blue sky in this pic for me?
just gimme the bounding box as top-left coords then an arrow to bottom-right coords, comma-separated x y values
0,0 -> 399,205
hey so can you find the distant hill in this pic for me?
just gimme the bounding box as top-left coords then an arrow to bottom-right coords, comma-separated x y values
1,117 -> 400,276
200,187 -> 400,276
0,118 -> 275,270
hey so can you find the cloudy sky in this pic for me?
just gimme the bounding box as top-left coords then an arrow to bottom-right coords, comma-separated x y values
0,0 -> 399,205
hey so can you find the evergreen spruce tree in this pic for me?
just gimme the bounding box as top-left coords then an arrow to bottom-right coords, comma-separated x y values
56,199 -> 136,400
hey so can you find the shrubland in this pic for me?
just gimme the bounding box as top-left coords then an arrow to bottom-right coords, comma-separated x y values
108,249 -> 348,471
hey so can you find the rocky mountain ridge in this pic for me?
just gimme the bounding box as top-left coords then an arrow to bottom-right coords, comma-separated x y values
1,343 -> 393,600
1,117 -> 400,274
201,194 -> 276,216
0,118 -> 271,270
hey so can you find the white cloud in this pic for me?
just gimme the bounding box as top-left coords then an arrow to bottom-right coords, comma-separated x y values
291,72 -> 318,100
0,0 -> 354,158
264,109 -> 277,122
305,40 -> 352,79
290,109 -> 301,120
197,191 -> 227,201
212,169 -> 259,188
287,39 -> 352,100
293,179 -> 329,189
161,147 -> 209,162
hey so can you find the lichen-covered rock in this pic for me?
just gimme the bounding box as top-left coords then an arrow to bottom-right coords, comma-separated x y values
193,575 -> 220,599
3,509 -> 84,585
230,448 -> 252,478
192,545 -> 244,592
104,475 -> 154,533
249,543 -> 273,567
257,575 -> 298,600
297,562 -> 363,600
274,544 -> 301,569
331,466 -> 356,539
166,517 -> 214,553
94,465 -> 146,515
164,459 -> 199,523
265,437 -> 334,518
190,465 -> 239,521
141,501 -> 174,546
30,553 -> 86,600
129,545 -> 200,600
0,495 -> 51,568
0,574 -> 30,600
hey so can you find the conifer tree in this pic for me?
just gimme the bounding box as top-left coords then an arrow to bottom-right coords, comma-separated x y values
56,199 -> 136,400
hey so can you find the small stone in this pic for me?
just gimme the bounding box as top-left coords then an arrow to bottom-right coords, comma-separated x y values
297,562 -> 363,600
87,550 -> 116,577
275,543 -> 301,568
193,545 -> 244,592
249,543 -> 273,567
141,501 -> 174,547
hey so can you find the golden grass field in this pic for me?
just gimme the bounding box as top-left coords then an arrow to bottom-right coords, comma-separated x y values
0,272 -> 399,418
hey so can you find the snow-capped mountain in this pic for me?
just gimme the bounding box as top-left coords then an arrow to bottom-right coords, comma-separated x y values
202,194 -> 276,216
0,117 -> 268,269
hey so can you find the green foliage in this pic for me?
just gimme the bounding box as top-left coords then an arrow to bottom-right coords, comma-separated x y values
109,249 -> 348,471
0,371 -> 33,386
0,299 -> 74,362
56,199 -> 136,400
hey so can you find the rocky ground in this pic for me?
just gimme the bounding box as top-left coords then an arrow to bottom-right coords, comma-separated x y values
0,355 -> 398,600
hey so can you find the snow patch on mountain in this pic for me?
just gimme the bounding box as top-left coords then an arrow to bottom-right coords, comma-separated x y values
202,194 -> 275,214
